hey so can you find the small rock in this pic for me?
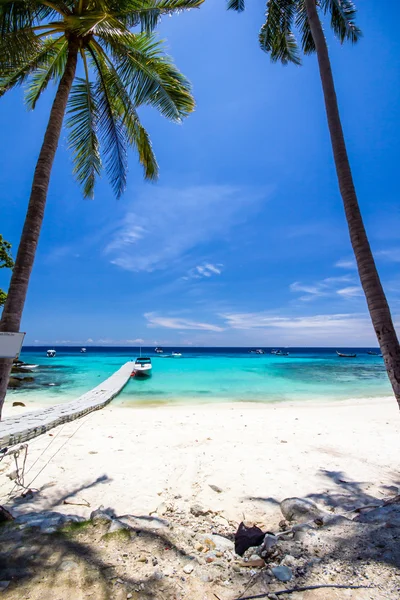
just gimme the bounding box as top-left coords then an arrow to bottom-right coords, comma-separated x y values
183,564 -> 194,574
195,543 -> 204,552
108,520 -> 128,534
281,554 -> 296,567
127,594 -> 133,599
12,401 -> 26,407
190,503 -> 209,517
268,595 -> 279,600
201,534 -> 234,552
209,484 -> 223,493
137,555 -> 147,563
60,560 -> 78,572
156,502 -> 168,516
271,565 -> 293,582
152,557 -> 158,566
90,507 -> 113,524
280,497 -> 327,523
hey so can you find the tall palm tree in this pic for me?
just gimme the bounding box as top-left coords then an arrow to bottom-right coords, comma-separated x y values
228,0 -> 400,409
0,0 -> 202,418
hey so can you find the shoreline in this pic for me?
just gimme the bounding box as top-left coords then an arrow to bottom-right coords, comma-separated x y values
3,391 -> 395,418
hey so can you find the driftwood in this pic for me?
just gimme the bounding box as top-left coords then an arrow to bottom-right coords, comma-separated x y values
234,583 -> 372,600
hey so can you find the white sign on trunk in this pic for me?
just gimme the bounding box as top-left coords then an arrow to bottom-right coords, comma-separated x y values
0,332 -> 26,359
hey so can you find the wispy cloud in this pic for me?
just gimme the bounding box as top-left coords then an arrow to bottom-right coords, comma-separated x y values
104,185 -> 267,273
335,258 -> 357,269
220,311 -> 375,344
337,286 -> 363,298
290,275 -> 357,301
183,262 -> 224,280
376,248 -> 400,262
145,312 -> 224,332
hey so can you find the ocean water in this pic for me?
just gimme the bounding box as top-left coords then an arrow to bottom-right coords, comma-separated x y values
8,346 -> 392,406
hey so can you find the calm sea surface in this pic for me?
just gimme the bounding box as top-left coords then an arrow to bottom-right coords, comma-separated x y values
8,346 -> 392,406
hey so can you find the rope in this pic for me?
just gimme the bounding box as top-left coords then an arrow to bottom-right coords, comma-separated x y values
26,415 -> 89,489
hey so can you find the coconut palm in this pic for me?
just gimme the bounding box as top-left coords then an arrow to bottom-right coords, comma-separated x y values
0,0 -> 202,418
228,0 -> 400,409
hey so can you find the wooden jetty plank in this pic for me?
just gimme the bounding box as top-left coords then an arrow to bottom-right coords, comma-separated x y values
0,361 -> 134,449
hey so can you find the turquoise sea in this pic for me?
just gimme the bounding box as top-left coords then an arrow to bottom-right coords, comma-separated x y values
9,346 -> 392,406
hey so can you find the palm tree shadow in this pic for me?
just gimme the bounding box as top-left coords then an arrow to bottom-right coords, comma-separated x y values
245,469 -> 400,570
0,486 -> 195,597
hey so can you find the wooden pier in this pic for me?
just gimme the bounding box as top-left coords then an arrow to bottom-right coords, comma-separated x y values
0,361 -> 134,450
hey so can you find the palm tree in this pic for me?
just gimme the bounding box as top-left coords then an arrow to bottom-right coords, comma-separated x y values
228,0 -> 400,409
0,0 -> 202,418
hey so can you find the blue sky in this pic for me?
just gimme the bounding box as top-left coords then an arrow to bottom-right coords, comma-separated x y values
1,0 -> 400,346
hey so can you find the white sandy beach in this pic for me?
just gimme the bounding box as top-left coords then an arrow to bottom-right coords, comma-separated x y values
2,396 -> 399,524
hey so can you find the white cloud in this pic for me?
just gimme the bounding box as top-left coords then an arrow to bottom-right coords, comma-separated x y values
376,248 -> 400,262
104,185 -> 267,272
337,286 -> 363,298
184,262 -> 224,280
335,259 -> 357,269
145,312 -> 224,332
220,311 -> 376,344
290,275 -> 358,301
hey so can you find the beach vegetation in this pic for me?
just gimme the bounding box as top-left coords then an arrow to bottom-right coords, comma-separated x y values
0,234 -> 14,307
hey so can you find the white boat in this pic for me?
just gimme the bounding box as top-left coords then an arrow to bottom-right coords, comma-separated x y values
46,349 -> 56,357
155,347 -> 163,354
19,364 -> 39,369
132,357 -> 152,378
80,347 -> 87,353
172,352 -> 182,358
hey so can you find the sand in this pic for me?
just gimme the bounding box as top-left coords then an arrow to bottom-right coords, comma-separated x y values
1,396 -> 399,524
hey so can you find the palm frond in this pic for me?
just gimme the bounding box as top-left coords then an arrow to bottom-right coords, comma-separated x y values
0,0 -> 59,36
0,26 -> 42,69
259,0 -> 301,65
295,0 -> 315,54
87,41 -> 127,198
0,35 -> 62,96
320,0 -> 361,44
25,36 -> 67,108
111,0 -> 203,33
226,0 -> 245,12
67,76 -> 102,198
100,29 -> 194,121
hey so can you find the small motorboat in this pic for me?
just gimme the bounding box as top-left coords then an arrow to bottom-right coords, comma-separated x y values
336,351 -> 356,358
155,347 -> 163,354
46,349 -> 56,358
80,347 -> 87,353
255,349 -> 265,354
19,364 -> 39,369
131,357 -> 152,378
172,352 -> 182,358
367,351 -> 379,355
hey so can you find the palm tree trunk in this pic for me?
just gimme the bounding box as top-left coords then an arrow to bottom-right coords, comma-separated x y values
0,40 -> 79,420
304,0 -> 400,408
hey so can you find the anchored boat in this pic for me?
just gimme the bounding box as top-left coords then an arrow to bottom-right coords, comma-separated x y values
46,349 -> 56,358
131,357 -> 152,378
336,351 -> 357,358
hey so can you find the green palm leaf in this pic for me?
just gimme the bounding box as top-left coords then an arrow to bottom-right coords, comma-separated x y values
101,29 -> 194,121
259,0 -> 301,66
25,36 -> 67,108
0,35 -> 62,95
226,0 -> 245,12
320,0 -> 361,44
67,76 -> 102,198
88,41 -> 128,198
295,0 -> 315,54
